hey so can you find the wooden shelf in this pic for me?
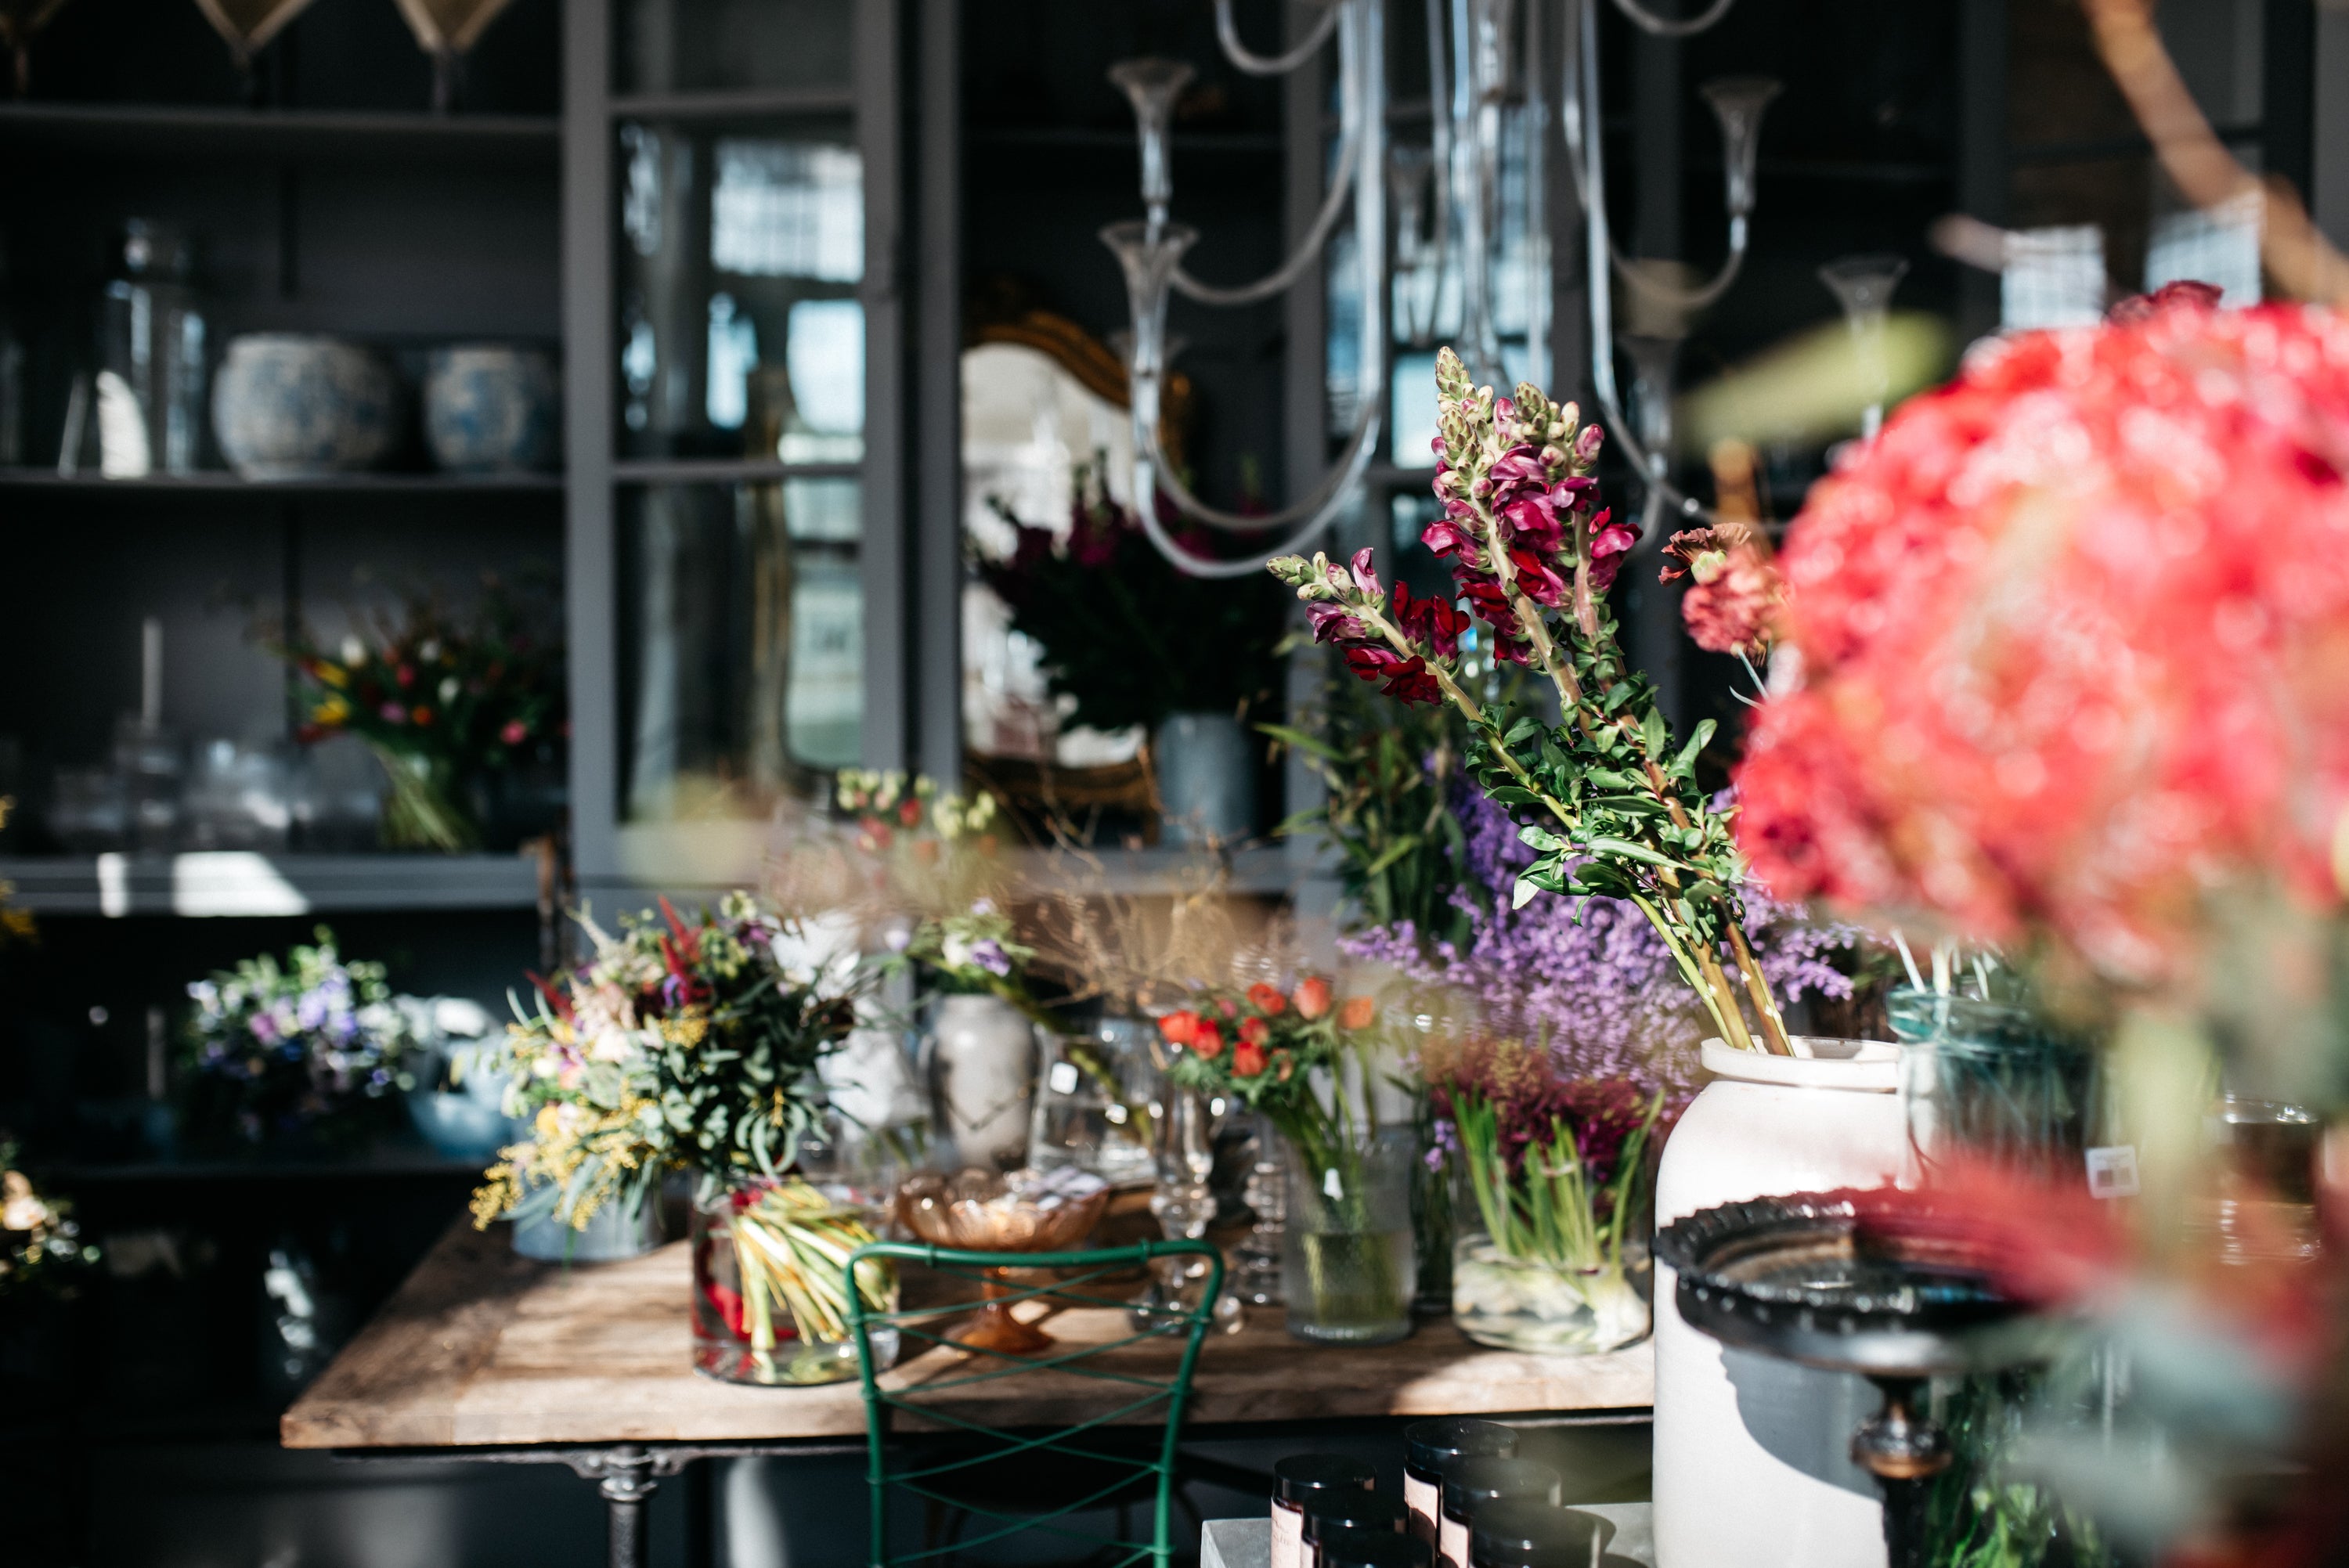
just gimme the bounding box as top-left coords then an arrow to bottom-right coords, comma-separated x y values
0,103 -> 560,166
1,852 -> 543,917
611,457 -> 860,485
0,467 -> 564,496
609,86 -> 857,121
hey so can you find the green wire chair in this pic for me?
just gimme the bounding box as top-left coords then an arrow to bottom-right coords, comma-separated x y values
846,1238 -> 1225,1568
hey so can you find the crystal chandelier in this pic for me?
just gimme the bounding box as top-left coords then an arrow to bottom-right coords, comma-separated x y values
1105,0 -> 1776,574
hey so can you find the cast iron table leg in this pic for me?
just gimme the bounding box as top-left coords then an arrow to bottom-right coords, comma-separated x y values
565,1445 -> 660,1568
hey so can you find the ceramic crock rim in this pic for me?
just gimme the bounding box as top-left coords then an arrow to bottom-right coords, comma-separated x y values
1698,1036 -> 1899,1092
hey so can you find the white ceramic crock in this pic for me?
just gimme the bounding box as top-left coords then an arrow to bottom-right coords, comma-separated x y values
1651,1037 -> 1908,1568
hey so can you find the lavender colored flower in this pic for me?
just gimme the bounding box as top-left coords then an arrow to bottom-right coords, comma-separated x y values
1344,780 -> 1862,1087
969,939 -> 1013,978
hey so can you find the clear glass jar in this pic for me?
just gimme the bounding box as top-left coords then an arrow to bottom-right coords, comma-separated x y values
97,219 -> 207,477
1280,1127 -> 1415,1346
1889,987 -> 2102,1181
1027,1019 -> 1158,1184
1449,1228 -> 1650,1355
691,1174 -> 898,1386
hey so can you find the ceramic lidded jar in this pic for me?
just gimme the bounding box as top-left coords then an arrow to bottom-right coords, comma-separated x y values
1650,1037 -> 1908,1568
212,333 -> 401,479
422,344 -> 559,473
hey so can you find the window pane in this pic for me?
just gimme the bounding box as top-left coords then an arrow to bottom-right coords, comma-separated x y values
619,482 -> 863,822
615,120 -> 864,461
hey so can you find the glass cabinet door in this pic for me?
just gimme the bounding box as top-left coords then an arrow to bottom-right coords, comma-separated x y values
569,0 -> 903,888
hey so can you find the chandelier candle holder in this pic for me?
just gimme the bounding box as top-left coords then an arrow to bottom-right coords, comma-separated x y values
1562,0 -> 1778,532
1817,253 -> 1911,439
1103,0 -> 1386,579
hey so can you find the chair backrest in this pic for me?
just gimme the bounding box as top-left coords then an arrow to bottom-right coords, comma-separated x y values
846,1238 -> 1225,1568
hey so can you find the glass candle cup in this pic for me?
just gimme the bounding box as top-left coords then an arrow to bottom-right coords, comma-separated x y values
1470,1501 -> 1612,1568
1320,1529 -> 1434,1568
1304,1491 -> 1408,1568
1272,1455 -> 1377,1568
1438,1458 -> 1561,1568
1403,1418 -> 1517,1545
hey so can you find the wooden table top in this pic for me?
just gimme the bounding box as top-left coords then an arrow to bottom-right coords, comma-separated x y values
281,1221 -> 1654,1451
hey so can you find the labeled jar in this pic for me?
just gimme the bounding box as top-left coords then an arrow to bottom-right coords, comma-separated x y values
1468,1501 -> 1612,1568
1403,1418 -> 1517,1545
1319,1527 -> 1435,1568
1272,1455 -> 1376,1568
1437,1457 -> 1561,1568
1304,1491 -> 1408,1568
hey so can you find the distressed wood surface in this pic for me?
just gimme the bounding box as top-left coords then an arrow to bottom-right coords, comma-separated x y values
282,1220 -> 1654,1450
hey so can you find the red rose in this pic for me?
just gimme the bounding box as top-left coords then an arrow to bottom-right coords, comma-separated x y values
1246,982 -> 1286,1015
1337,997 -> 1375,1031
1239,1016 -> 1269,1047
897,797 -> 922,827
1292,977 -> 1333,1020
1218,998 -> 1238,1019
1232,1042 -> 1268,1076
1160,1010 -> 1200,1047
1192,1021 -> 1225,1060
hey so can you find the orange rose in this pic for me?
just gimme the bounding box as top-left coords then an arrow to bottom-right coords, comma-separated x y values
1159,1009 -> 1200,1047
1337,996 -> 1375,1030
1239,1016 -> 1269,1047
1293,976 -> 1333,1020
1246,982 -> 1287,1016
1232,1041 -> 1268,1076
1193,1021 -> 1225,1060
1272,1050 -> 1295,1083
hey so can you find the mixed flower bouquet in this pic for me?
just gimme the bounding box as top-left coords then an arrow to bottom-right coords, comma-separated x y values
0,1141 -> 98,1303
1422,1037 -> 1662,1353
1272,350 -> 1798,1056
1158,976 -> 1377,1176
182,929 -> 417,1149
272,579 -> 565,851
976,458 -> 1288,737
471,893 -> 894,1383
1718,289 -> 2349,1558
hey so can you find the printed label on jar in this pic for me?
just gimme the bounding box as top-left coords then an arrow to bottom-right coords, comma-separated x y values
1404,1475 -> 1438,1544
1272,1500 -> 1305,1568
1439,1512 -> 1467,1568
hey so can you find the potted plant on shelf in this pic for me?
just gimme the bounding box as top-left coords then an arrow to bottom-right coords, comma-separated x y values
181,928 -> 420,1154
265,577 -> 565,852
473,893 -> 897,1386
1158,978 -> 1405,1344
978,458 -> 1287,845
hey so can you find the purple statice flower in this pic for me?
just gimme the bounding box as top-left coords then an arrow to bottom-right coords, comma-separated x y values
249,1011 -> 280,1045
969,939 -> 1013,978
297,991 -> 330,1033
1344,780 -> 1861,1087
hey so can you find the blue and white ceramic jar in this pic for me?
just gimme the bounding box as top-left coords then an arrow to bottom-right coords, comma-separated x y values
422,344 -> 559,473
213,333 -> 400,479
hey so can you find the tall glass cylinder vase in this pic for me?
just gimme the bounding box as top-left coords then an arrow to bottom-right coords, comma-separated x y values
1280,1127 -> 1415,1346
1889,987 -> 2101,1184
691,1176 -> 898,1386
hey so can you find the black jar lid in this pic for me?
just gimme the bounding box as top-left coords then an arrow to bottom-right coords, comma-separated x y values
1319,1527 -> 1436,1568
1304,1491 -> 1408,1540
1404,1418 -> 1517,1475
1276,1454 -> 1377,1506
1438,1457 -> 1561,1519
1467,1501 -> 1612,1568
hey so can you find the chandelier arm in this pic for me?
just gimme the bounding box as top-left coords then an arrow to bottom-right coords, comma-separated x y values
1607,216 -> 1750,311
1521,0 -> 1549,389
1605,0 -> 1737,39
1214,0 -> 1343,76
1128,402 -> 1386,576
1400,0 -> 1456,348
1574,0 -> 1716,535
1171,114 -> 1360,306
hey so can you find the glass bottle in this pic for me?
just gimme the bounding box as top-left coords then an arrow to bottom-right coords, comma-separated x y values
96,220 -> 207,477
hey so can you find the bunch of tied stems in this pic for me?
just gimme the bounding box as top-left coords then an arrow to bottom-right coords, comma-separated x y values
1452,1089 -> 1659,1271
726,1180 -> 894,1369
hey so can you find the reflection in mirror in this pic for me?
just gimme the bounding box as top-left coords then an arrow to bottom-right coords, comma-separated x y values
960,334 -> 1141,770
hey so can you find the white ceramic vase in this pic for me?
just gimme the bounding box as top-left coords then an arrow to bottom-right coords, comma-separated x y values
1651,1037 -> 1908,1568
930,993 -> 1036,1170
